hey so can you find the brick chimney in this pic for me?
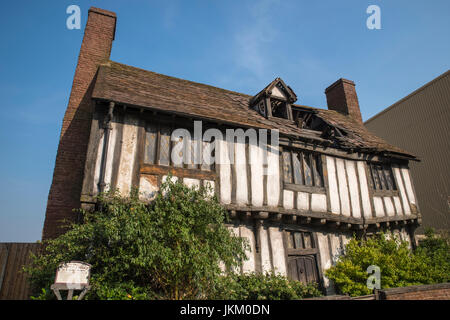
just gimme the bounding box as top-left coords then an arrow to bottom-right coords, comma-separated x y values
42,7 -> 116,240
325,78 -> 363,123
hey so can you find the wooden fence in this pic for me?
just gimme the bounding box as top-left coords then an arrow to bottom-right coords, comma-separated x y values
0,243 -> 41,300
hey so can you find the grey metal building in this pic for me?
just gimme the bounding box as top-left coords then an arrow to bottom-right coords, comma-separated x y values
365,70 -> 450,233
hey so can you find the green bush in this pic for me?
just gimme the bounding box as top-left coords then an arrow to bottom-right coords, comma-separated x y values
25,177 -> 248,300
212,272 -> 322,300
325,230 -> 450,297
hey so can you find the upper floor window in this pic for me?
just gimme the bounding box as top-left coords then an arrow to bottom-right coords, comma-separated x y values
144,122 -> 214,171
282,149 -> 323,187
369,163 -> 397,191
250,78 -> 297,120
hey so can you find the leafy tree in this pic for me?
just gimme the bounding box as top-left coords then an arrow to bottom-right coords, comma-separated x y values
25,177 -> 248,300
325,231 -> 450,297
414,228 -> 450,283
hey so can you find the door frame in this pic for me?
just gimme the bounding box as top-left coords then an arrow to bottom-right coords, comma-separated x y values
281,225 -> 325,292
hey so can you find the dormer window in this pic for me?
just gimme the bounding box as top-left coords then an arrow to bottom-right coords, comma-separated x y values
250,78 -> 297,120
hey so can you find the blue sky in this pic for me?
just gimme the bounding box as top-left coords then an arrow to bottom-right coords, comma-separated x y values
0,0 -> 449,242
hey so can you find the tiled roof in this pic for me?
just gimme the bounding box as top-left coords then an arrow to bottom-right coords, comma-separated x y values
91,60 -> 415,159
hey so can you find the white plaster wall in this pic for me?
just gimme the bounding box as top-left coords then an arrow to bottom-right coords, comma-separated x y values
316,232 -> 335,295
259,226 -> 272,273
393,166 -> 411,215
138,175 -> 159,201
103,119 -> 118,191
393,196 -> 403,215
345,160 -> 361,218
283,190 -> 294,209
266,144 -> 280,207
326,156 -> 340,214
93,128 -> 105,194
357,161 -> 372,218
373,197 -> 385,217
383,197 -> 396,217
203,180 -> 215,198
235,140 -> 248,205
116,114 -> 139,196
329,233 -> 342,264
219,137 -> 232,204
311,194 -> 327,213
271,86 -> 286,99
336,159 -> 351,216
183,177 -> 200,189
249,142 -> 264,207
401,168 -> 416,206
268,227 -> 286,275
297,192 -> 309,211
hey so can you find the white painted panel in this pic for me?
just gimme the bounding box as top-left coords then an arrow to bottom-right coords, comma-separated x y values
357,161 -> 372,218
266,144 -> 280,207
383,197 -> 396,217
336,159 -> 351,216
311,193 -> 327,213
345,160 -> 361,218
283,190 -> 294,209
240,225 -> 255,273
393,196 -> 403,215
393,166 -> 411,215
116,115 -> 139,196
235,140 -> 248,205
161,175 -> 178,196
268,227 -> 286,275
297,192 -> 309,211
329,233 -> 342,264
138,175 -> 159,201
203,180 -> 215,198
317,232 -> 335,295
249,142 -> 264,207
162,175 -> 178,184
271,85 -> 286,99
373,197 -> 385,217
400,227 -> 412,249
326,156 -> 340,214
401,168 -> 416,205
183,177 -> 200,189
259,227 -> 272,273
93,128 -> 105,194
103,119 -> 118,191
219,137 -> 232,204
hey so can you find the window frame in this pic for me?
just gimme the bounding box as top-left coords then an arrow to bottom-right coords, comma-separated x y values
282,148 -> 326,193
368,162 -> 399,196
143,120 -> 215,172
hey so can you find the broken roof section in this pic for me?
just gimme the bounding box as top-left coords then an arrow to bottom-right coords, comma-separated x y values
91,60 -> 416,160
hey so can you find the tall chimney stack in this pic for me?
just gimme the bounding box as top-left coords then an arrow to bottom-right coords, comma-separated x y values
325,78 -> 363,124
42,7 -> 116,240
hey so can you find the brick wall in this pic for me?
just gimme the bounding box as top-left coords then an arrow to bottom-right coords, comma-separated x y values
325,78 -> 363,124
42,7 -> 116,240
376,283 -> 450,300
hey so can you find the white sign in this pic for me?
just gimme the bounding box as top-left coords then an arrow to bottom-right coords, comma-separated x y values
54,261 -> 91,290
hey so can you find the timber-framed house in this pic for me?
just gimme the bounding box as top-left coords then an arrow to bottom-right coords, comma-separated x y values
43,7 -> 421,295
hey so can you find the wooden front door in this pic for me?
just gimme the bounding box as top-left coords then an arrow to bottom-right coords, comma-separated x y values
285,230 -> 321,286
287,255 -> 319,284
